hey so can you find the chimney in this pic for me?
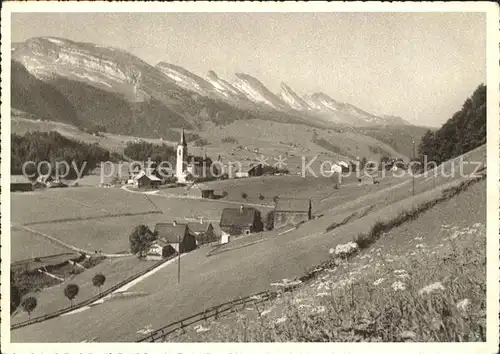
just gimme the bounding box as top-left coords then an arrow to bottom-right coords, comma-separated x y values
240,205 -> 244,215
173,220 -> 177,226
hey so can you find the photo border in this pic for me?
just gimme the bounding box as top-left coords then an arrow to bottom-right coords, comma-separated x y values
1,1 -> 498,353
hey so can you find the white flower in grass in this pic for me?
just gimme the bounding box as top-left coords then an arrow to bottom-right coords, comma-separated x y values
275,316 -> 287,324
414,236 -> 423,241
473,223 -> 483,228
391,281 -> 406,291
332,242 -> 359,258
329,248 -> 335,255
299,304 -> 311,309
373,278 -> 385,286
456,298 -> 470,311
313,306 -> 326,314
260,307 -> 273,316
394,269 -> 407,274
316,292 -> 329,297
397,273 -> 410,280
416,244 -> 426,249
194,324 -> 210,333
419,282 -> 445,295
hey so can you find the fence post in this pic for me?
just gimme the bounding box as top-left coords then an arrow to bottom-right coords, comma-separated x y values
215,306 -> 219,320
180,321 -> 186,334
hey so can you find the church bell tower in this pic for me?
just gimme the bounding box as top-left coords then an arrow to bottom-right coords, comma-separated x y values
176,128 -> 188,182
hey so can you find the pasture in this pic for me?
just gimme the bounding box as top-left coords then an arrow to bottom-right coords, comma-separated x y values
11,187 -> 158,225
11,256 -> 154,324
172,179 -> 487,342
11,227 -> 73,262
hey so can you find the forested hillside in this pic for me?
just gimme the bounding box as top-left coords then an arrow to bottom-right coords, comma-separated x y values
418,84 -> 486,165
11,131 -> 113,179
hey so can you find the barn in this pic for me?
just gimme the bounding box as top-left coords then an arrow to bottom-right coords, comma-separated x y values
187,221 -> 218,245
273,198 -> 312,230
11,175 -> 33,192
154,222 -> 197,253
134,171 -> 161,189
220,206 -> 264,236
183,183 -> 214,199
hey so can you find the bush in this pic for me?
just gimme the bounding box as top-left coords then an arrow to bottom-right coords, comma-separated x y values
222,136 -> 239,144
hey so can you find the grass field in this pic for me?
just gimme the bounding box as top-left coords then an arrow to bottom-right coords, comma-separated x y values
11,227 -> 74,262
172,179 -> 486,342
11,187 -> 158,225
11,256 -> 154,324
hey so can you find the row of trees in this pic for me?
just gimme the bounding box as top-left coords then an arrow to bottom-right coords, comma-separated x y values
123,141 -> 176,165
12,273 -> 106,319
11,131 -> 113,179
418,84 -> 486,166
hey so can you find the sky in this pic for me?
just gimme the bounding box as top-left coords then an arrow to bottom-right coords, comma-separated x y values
11,12 -> 486,127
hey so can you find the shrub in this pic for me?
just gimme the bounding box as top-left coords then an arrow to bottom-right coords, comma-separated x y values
222,136 -> 239,144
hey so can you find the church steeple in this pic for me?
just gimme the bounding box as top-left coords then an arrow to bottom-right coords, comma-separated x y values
180,128 -> 187,146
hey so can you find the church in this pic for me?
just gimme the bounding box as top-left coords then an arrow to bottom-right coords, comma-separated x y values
176,129 -> 216,183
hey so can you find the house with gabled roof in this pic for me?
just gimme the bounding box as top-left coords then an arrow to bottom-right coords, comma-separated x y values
11,175 -> 33,192
273,198 -> 312,230
134,170 -> 161,189
187,221 -> 218,245
145,238 -> 176,261
220,206 -> 263,236
153,221 -> 197,253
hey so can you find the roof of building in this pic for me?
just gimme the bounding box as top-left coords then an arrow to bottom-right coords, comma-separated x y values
11,175 -> 32,184
187,222 -> 212,234
154,223 -> 188,243
185,182 -> 213,191
149,238 -> 170,248
134,170 -> 161,181
220,207 -> 259,227
275,198 -> 311,213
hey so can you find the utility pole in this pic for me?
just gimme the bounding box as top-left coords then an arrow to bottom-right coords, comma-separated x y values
412,140 -> 415,196
177,232 -> 181,283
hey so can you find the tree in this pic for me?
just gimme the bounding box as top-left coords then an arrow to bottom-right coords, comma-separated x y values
11,271 -> 21,315
258,194 -> 265,201
222,191 -> 228,198
21,297 -> 37,319
92,273 -> 106,295
64,284 -> 80,307
241,192 -> 248,200
273,195 -> 280,204
129,224 -> 156,257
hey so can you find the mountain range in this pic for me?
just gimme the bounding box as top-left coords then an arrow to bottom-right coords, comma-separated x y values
11,36 -> 412,134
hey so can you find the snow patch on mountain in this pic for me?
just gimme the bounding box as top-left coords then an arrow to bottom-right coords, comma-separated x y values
279,82 -> 311,111
233,73 -> 285,109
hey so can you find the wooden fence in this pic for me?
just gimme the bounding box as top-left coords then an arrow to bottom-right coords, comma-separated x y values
137,284 -> 301,342
11,255 -> 175,330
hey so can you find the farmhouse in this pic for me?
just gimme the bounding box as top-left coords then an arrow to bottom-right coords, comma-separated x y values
154,222 -> 197,253
273,198 -> 312,230
220,206 -> 264,236
187,221 -> 219,245
134,170 -> 161,189
145,239 -> 176,261
182,182 -> 215,199
11,175 -> 33,192
233,163 -> 264,179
